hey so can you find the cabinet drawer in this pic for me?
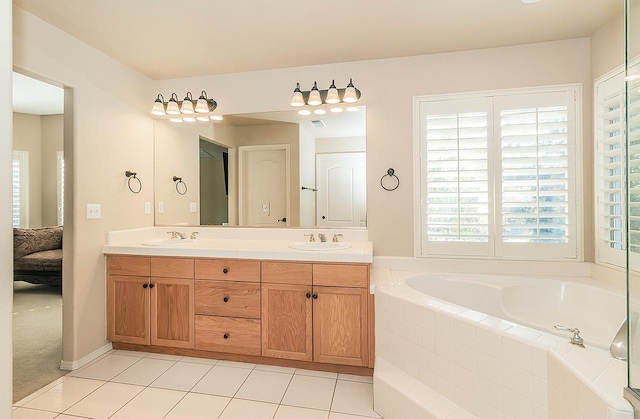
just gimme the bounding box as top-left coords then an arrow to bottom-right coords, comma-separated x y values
195,259 -> 260,282
195,315 -> 261,356
313,264 -> 369,288
195,280 -> 261,319
262,262 -> 312,285
150,257 -> 194,279
108,256 -> 150,276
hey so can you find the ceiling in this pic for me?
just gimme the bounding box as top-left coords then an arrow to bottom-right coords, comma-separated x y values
13,0 -> 623,81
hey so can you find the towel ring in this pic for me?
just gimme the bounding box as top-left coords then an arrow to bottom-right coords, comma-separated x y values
380,168 -> 399,191
173,176 -> 188,195
125,170 -> 142,194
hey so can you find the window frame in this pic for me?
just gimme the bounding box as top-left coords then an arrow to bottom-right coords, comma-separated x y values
413,84 -> 583,261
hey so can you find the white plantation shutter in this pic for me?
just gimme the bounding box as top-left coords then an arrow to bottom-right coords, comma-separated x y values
417,86 -> 579,259
628,76 -> 640,259
12,151 -> 28,228
595,71 -> 626,267
420,98 -> 493,256
57,151 -> 64,226
494,92 -> 576,259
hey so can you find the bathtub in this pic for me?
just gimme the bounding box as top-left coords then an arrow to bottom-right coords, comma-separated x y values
373,270 -> 632,419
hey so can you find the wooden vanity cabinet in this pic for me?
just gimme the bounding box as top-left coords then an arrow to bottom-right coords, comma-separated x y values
107,256 -> 195,349
261,261 -> 369,367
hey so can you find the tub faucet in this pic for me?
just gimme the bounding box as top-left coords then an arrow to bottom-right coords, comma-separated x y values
318,233 -> 327,242
554,324 -> 585,348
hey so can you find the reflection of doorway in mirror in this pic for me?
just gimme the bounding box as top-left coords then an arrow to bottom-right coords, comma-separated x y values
199,139 -> 229,225
239,145 -> 290,227
316,153 -> 366,227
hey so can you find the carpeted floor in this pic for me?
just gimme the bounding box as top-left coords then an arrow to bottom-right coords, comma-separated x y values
13,281 -> 66,403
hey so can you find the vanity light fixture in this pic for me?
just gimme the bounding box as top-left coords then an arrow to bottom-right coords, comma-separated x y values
290,78 -> 361,107
151,90 -> 218,122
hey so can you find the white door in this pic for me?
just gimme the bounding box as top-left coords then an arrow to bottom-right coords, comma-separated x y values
316,153 -> 366,227
239,145 -> 289,226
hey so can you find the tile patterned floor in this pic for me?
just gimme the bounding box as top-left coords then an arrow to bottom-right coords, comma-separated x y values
13,350 -> 381,419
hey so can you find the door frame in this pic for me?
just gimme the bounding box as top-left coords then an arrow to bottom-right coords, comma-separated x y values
238,144 -> 291,226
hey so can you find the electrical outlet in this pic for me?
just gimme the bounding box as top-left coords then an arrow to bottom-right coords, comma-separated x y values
261,201 -> 270,215
144,202 -> 151,215
158,201 -> 164,214
86,204 -> 101,219
190,202 -> 197,213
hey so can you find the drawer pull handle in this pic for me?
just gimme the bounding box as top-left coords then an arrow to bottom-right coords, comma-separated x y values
223,333 -> 229,339
312,293 -> 318,299
149,283 -> 155,289
223,268 -> 229,274
305,292 -> 311,299
143,283 -> 148,289
223,296 -> 229,303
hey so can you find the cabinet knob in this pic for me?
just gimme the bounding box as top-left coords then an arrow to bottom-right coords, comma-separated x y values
149,283 -> 155,289
223,268 -> 229,274
143,283 -> 148,289
223,333 -> 229,339
223,296 -> 229,303
306,292 -> 311,299
312,293 -> 318,299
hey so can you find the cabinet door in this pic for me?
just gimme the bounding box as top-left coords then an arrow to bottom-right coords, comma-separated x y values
108,275 -> 150,345
150,277 -> 195,349
313,286 -> 368,366
261,283 -> 312,361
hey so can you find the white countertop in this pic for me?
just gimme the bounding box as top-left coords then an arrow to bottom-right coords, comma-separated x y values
102,227 -> 373,264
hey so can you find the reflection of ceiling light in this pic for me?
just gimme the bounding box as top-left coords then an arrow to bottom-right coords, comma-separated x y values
521,0 -> 541,3
346,107 -> 359,112
183,116 -> 196,122
151,90 -> 217,122
330,107 -> 343,113
314,109 -> 326,115
290,79 -> 361,107
298,110 -> 311,116
196,115 -> 209,122
169,118 -> 183,123
209,115 -> 223,121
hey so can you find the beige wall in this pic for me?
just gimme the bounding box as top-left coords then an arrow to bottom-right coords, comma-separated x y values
155,38 -> 594,258
316,136 -> 366,154
13,6 -> 154,365
299,126 -> 316,226
41,114 -> 63,226
13,112 -> 42,227
1,0 -> 12,412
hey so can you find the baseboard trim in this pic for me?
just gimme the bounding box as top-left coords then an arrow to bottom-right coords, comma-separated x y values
60,342 -> 113,371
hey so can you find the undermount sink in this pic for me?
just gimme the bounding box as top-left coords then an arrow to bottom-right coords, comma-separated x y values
141,238 -> 201,247
288,242 -> 351,251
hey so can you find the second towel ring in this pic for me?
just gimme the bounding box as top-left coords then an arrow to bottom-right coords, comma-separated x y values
380,168 -> 399,191
173,176 -> 188,195
125,170 -> 142,194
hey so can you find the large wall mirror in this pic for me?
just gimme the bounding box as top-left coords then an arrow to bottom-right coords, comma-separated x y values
154,107 -> 366,228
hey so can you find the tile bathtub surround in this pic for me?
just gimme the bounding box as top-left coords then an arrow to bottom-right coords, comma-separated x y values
13,350 -> 379,419
375,284 -> 634,419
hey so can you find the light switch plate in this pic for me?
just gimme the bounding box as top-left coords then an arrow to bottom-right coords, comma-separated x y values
158,202 -> 164,214
86,204 -> 101,219
144,202 -> 151,214
190,202 -> 197,213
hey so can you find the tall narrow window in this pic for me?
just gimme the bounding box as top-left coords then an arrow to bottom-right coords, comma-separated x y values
417,86 -> 579,259
57,151 -> 64,226
12,151 -> 29,228
628,76 -> 640,259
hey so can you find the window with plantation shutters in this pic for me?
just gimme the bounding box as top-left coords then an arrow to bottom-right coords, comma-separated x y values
12,151 -> 28,228
57,151 -> 64,226
595,70 -> 625,268
416,86 -> 580,259
627,75 -> 640,260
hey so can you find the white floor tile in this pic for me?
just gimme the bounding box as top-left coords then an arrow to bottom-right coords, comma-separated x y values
219,398 -> 279,419
111,358 -> 176,386
254,364 -> 297,374
235,370 -> 293,403
12,408 -> 58,419
145,353 -> 183,361
338,373 -> 373,384
179,356 -> 219,365
295,369 -> 338,379
329,413 -> 379,419
164,393 -> 231,419
150,361 -> 213,391
72,354 -> 141,381
13,376 -> 71,407
275,405 -> 329,419
110,387 -> 186,419
23,377 -> 105,413
56,415 -> 93,419
191,365 -> 252,397
112,349 -> 149,358
331,381 -> 380,418
281,374 -> 336,411
63,382 -> 145,419
216,360 -> 256,369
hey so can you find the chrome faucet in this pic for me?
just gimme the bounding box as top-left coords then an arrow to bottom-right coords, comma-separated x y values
304,233 -> 315,242
190,232 -> 199,240
167,231 -> 187,239
332,233 -> 343,243
318,233 -> 327,242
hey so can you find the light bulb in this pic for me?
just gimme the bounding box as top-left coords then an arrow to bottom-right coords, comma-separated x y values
291,83 -> 305,107
166,93 -> 180,115
151,95 -> 166,115
343,78 -> 358,103
326,80 -> 340,104
195,91 -> 210,113
308,81 -> 322,106
181,92 -> 194,114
